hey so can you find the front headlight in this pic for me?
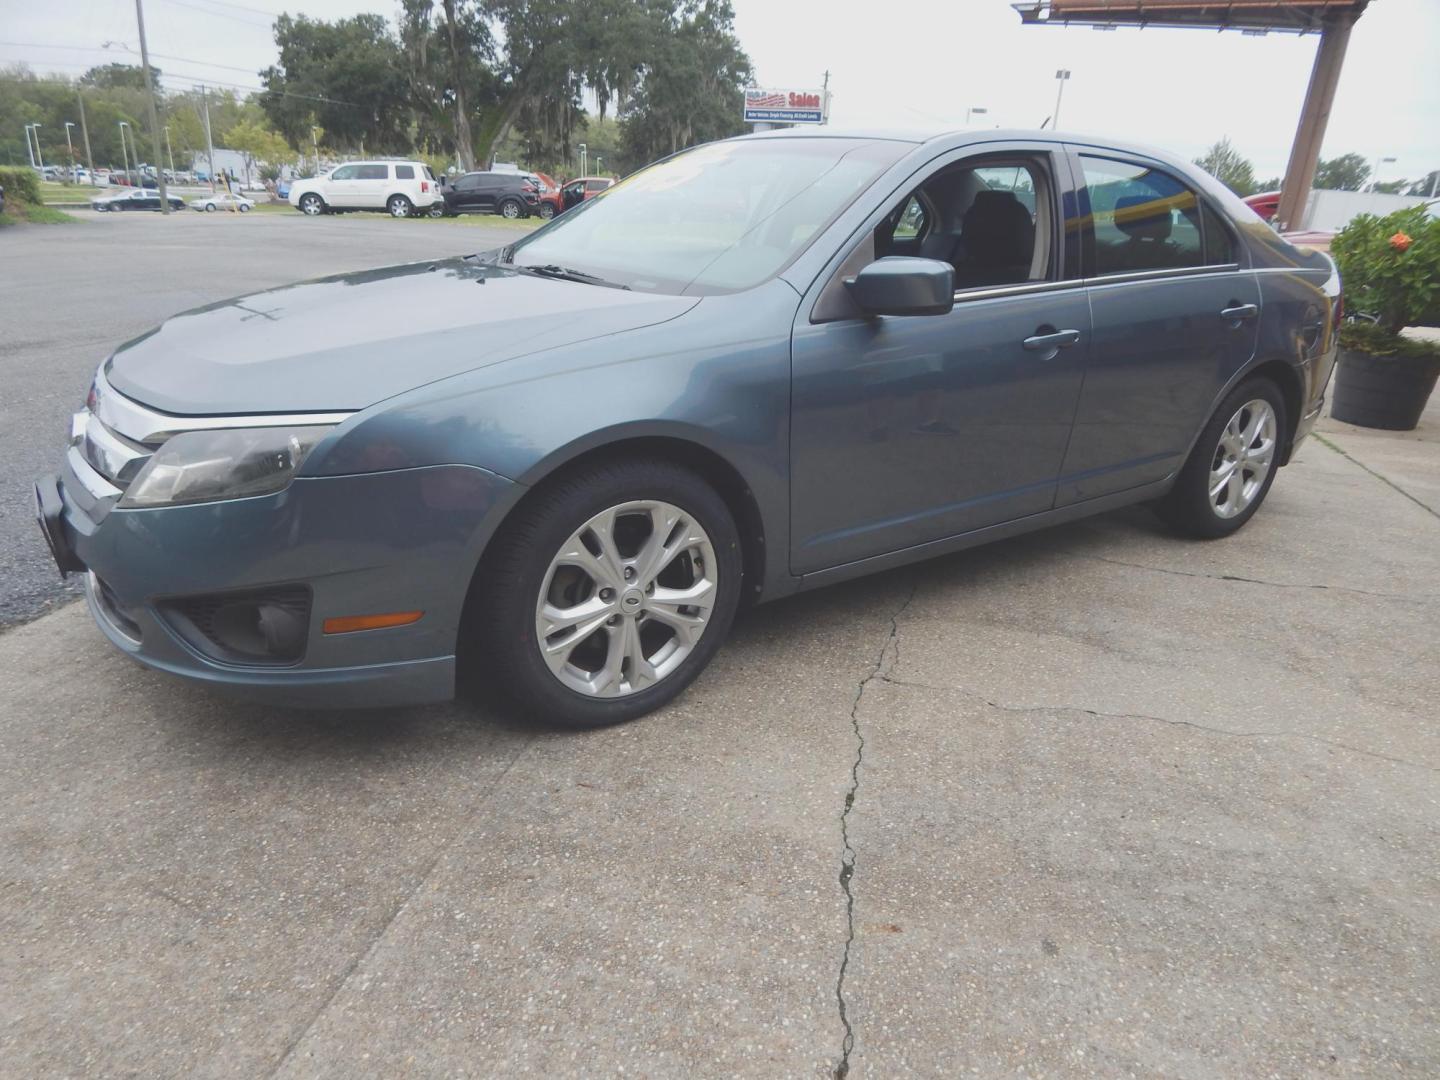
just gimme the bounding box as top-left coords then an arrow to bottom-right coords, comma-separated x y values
119,425 -> 333,509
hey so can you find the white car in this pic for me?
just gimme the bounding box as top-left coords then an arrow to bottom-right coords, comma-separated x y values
287,160 -> 442,218
190,192 -> 255,213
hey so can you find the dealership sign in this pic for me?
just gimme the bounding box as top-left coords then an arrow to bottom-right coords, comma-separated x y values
743,88 -> 827,125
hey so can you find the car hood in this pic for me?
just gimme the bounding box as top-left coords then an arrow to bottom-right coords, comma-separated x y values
105,258 -> 700,414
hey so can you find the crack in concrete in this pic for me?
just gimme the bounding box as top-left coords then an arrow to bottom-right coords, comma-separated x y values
877,674 -> 1438,774
1314,433 -> 1440,522
834,582 -> 916,1080
1066,552 -> 1436,603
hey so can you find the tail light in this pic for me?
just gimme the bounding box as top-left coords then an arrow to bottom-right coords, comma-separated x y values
421,180 -> 430,192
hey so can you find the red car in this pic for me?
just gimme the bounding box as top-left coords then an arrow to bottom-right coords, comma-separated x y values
528,172 -> 562,220
559,175 -> 615,213
1243,190 -> 1281,222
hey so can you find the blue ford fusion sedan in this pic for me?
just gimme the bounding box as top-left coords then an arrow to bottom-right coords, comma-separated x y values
36,128 -> 1340,727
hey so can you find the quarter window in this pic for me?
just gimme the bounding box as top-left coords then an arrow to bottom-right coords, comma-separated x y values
395,165 -> 415,180
1080,157 -> 1203,275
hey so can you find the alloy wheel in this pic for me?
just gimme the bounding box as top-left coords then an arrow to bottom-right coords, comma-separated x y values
389,196 -> 411,218
300,195 -> 322,216
534,500 -> 718,698
502,201 -> 520,219
1210,398 -> 1276,518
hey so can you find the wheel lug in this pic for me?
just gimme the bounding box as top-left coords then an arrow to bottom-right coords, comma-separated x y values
645,582 -> 654,594
624,566 -> 636,581
607,614 -> 620,626
599,587 -> 615,601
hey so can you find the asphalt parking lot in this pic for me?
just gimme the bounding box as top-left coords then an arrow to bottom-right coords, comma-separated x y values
2,213 -> 1438,1077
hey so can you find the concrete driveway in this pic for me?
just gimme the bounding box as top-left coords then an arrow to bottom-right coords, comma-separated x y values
2,217 -> 1437,1077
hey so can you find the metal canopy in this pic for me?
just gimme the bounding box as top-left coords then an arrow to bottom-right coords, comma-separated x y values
1013,1 -> 1370,34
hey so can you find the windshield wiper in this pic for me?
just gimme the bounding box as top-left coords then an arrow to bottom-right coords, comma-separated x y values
513,263 -> 630,290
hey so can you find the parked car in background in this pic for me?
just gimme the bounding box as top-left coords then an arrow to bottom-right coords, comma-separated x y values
94,169 -> 112,185
441,171 -> 540,218
92,188 -> 187,212
277,179 -> 292,199
38,129 -> 1340,728
530,172 -> 562,219
288,160 -> 441,218
559,175 -> 615,213
190,192 -> 255,213
1244,190 -> 1281,222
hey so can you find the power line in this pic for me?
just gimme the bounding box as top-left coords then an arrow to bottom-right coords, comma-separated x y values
0,39 -> 263,75
152,0 -> 273,29
0,59 -> 365,110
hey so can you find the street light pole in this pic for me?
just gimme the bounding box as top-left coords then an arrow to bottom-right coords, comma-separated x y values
1369,155 -> 1396,193
1053,69 -> 1071,130
64,121 -> 76,178
77,90 -> 94,174
119,121 -> 131,185
965,106 -> 988,126
164,125 -> 175,177
200,86 -> 217,192
311,126 -> 320,175
132,0 -> 171,212
578,142 -> 587,177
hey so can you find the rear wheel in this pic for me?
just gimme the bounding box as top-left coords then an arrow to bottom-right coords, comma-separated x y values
388,194 -> 413,218
1158,377 -> 1287,539
298,193 -> 325,216
469,458 -> 743,727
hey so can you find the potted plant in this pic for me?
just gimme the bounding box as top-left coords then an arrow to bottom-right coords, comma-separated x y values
1329,206 -> 1440,430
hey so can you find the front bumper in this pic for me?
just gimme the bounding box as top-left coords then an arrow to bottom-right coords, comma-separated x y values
40,454 -> 520,708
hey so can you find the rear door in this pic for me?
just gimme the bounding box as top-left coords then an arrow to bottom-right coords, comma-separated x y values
352,163 -> 390,209
1057,150 -> 1260,504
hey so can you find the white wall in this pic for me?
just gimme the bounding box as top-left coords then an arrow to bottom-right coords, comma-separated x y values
1302,189 -> 1439,232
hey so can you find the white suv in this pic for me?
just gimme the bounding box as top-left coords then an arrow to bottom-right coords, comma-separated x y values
288,160 -> 441,218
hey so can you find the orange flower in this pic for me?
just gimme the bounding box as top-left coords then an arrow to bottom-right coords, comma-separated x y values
1389,231 -> 1413,252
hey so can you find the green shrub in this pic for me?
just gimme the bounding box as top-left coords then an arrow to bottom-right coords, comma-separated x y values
1338,318 -> 1440,360
1331,206 -> 1440,336
0,166 -> 42,204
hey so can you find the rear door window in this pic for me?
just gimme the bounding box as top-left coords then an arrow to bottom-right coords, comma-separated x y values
395,165 -> 415,180
1079,156 -> 1203,276
356,164 -> 389,181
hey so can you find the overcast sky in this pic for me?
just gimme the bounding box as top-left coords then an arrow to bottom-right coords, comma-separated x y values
4,0 -> 1436,183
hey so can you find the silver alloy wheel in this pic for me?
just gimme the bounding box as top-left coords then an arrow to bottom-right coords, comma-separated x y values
389,196 -> 411,218
501,200 -> 520,219
1210,398 -> 1277,518
300,194 -> 322,216
535,500 -> 718,698
539,203 -> 555,220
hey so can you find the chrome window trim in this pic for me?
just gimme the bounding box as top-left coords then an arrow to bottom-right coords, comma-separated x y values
1081,263 -> 1241,288
953,278 -> 1085,303
93,366 -> 353,446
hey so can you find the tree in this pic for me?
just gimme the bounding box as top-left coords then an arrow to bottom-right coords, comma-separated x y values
1371,178 -> 1410,195
261,15 -> 411,153
1193,137 -> 1257,197
1407,170 -> 1439,197
1314,152 -> 1370,192
618,0 -> 751,172
225,119 -> 294,185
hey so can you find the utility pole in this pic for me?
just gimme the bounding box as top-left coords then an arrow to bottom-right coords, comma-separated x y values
164,125 -> 175,177
119,121 -> 131,184
77,91 -> 94,174
201,85 -> 217,192
64,122 -> 76,179
1053,69 -> 1071,130
311,126 -> 320,176
132,0 -> 170,212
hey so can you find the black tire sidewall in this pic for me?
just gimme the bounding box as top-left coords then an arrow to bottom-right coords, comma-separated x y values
389,196 -> 412,217
1164,376 -> 1287,539
474,460 -> 743,727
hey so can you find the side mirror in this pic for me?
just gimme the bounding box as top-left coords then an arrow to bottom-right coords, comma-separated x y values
844,257 -> 954,317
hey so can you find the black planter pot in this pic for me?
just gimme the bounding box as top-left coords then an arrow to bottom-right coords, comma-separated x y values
1330,348 -> 1440,431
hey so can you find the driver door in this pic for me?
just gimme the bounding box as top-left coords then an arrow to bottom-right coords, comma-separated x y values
789,146 -> 1091,574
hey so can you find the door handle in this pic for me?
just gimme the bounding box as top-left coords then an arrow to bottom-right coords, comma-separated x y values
1022,328 -> 1081,353
1220,303 -> 1259,321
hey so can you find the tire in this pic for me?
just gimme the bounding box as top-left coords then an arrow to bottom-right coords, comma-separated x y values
298,193 -> 325,216
204,203 -> 216,212
238,203 -> 250,213
388,194 -> 413,218
1158,376 -> 1287,539
469,458 -> 743,728
428,203 -> 446,218
538,203 -> 555,220
499,198 -> 522,220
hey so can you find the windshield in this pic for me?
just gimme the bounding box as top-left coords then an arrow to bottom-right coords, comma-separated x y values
507,138 -> 906,295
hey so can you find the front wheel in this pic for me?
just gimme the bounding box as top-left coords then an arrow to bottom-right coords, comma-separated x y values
470,459 -> 743,727
388,194 -> 413,218
427,203 -> 446,218
1158,377 -> 1287,539
204,203 -> 216,212
298,193 -> 325,216
499,198 -> 522,220
238,203 -> 250,213
537,203 -> 555,220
